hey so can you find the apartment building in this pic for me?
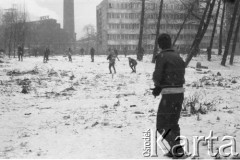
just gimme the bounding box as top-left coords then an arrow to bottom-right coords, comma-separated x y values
96,0 -> 217,54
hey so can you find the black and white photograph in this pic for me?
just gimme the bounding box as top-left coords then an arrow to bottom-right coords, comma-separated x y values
0,0 -> 240,159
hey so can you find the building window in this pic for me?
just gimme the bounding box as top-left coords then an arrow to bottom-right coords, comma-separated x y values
164,4 -> 168,9
116,13 -> 120,18
129,2 -> 133,9
121,3 -> 124,9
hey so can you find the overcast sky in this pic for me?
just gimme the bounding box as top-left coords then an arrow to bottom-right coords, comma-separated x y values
0,0 -> 102,39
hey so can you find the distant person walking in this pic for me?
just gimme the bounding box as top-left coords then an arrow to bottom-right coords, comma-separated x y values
90,47 -> 95,62
34,47 -> 39,57
17,45 -> 23,61
114,48 -> 120,62
114,48 -> 119,59
80,48 -> 85,56
128,57 -> 137,73
43,47 -> 50,63
68,48 -> 72,62
107,48 -> 119,74
123,47 -> 128,57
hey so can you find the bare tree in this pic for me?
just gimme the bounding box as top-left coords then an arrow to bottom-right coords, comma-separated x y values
4,9 -> 15,57
218,0 -> 226,55
221,0 -> 240,66
0,9 -> 4,50
1,4 -> 28,58
207,0 -> 221,61
151,0 -> 164,63
229,11 -> 240,65
13,7 -> 20,58
172,0 -> 197,47
185,0 -> 216,67
190,0 -> 211,51
137,0 -> 145,61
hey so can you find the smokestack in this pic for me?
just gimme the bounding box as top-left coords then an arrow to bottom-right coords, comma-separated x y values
63,0 -> 75,41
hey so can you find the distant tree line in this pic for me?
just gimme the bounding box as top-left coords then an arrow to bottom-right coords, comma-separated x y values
0,4 -> 73,57
0,5 -> 28,58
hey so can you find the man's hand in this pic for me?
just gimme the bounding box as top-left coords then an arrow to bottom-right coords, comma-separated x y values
151,87 -> 162,97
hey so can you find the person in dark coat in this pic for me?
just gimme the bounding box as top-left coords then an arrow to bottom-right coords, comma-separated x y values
128,57 -> 137,73
43,47 -> 50,63
17,45 -> 23,61
152,33 -> 186,158
68,48 -> 72,62
80,48 -> 85,56
123,47 -> 128,57
107,48 -> 119,74
114,48 -> 119,57
90,47 -> 95,62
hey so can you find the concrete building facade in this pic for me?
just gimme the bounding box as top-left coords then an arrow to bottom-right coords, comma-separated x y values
96,0 -> 217,55
25,17 -> 72,55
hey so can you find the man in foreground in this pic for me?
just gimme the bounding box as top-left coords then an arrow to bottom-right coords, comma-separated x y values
152,33 -> 186,158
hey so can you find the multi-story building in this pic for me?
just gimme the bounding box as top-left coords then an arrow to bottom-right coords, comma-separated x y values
0,2 -> 76,55
25,17 -> 72,54
96,0 -> 218,55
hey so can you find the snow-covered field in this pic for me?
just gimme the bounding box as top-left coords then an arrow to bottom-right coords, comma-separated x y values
0,54 -> 240,158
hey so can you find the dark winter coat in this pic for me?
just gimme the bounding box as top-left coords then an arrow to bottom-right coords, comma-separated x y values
44,48 -> 50,56
18,46 -> 23,55
129,58 -> 137,66
153,49 -> 185,89
90,48 -> 95,56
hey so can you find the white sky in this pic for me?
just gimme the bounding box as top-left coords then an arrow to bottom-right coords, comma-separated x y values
0,0 -> 102,39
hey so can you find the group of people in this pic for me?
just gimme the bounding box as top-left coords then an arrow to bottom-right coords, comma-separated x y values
16,44 -> 139,73
66,46 -> 137,74
41,34 -> 186,158
13,33 -> 186,158
106,48 -> 137,74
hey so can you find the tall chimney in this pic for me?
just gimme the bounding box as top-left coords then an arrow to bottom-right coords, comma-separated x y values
63,0 -> 75,41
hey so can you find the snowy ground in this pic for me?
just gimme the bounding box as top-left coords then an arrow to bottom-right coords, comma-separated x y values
0,54 -> 240,159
